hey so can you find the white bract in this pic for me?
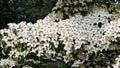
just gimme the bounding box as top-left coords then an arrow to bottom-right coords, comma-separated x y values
71,60 -> 83,67
0,59 -> 15,68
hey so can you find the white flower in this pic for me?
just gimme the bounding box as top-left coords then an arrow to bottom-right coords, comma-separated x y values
9,49 -> 29,58
112,55 -> 120,68
0,59 -> 15,68
71,60 -> 82,67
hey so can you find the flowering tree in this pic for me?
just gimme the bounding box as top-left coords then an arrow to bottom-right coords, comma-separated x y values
0,0 -> 120,68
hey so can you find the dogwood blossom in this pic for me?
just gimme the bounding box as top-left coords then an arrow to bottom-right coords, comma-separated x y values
0,59 -> 15,68
0,6 -> 120,67
103,18 -> 120,41
71,60 -> 83,67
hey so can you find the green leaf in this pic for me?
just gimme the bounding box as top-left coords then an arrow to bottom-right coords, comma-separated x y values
2,46 -> 11,56
12,28 -> 18,35
1,40 -> 7,48
8,0 -> 14,3
49,41 -> 55,50
3,32 -> 8,36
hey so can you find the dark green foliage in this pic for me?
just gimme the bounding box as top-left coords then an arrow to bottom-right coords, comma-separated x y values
24,60 -> 68,68
25,52 -> 38,59
82,43 -> 120,67
0,0 -> 57,29
14,42 -> 27,52
98,22 -> 103,28
0,40 -> 10,59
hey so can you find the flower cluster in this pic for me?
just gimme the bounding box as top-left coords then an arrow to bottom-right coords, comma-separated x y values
112,55 -> 120,68
0,6 -> 120,67
0,59 -> 15,68
103,18 -> 120,42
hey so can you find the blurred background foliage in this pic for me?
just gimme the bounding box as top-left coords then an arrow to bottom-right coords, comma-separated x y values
0,0 -> 57,29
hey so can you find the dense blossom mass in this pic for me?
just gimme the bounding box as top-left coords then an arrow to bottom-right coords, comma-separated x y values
0,6 -> 120,67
